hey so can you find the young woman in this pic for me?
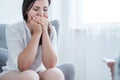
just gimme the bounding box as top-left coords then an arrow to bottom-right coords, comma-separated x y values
0,0 -> 64,80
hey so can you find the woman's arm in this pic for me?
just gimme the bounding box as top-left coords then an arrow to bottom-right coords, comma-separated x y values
18,18 -> 42,71
6,23 -> 41,72
42,26 -> 58,69
18,33 -> 41,71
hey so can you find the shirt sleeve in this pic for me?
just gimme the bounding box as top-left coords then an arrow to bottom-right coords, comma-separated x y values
6,25 -> 23,69
50,25 -> 58,54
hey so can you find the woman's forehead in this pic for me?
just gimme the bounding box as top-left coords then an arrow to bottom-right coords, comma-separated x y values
33,0 -> 48,7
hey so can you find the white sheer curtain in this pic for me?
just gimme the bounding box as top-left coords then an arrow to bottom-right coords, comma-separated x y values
82,0 -> 120,29
50,0 -> 120,30
50,0 -> 120,80
82,0 -> 120,23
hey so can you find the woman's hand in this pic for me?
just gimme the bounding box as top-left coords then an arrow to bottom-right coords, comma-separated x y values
38,16 -> 49,33
28,14 -> 49,35
28,15 -> 42,35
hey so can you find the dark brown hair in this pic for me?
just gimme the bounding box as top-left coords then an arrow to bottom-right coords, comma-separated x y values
22,0 -> 51,45
22,0 -> 51,22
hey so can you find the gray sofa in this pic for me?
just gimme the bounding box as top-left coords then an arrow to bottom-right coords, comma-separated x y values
0,20 -> 75,80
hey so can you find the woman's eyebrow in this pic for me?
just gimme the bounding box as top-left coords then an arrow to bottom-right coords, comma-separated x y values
33,6 -> 40,8
33,6 -> 48,8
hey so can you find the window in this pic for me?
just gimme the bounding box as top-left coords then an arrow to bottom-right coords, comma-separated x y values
69,0 -> 120,29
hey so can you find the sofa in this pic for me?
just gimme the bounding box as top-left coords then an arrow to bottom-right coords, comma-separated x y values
0,20 -> 75,80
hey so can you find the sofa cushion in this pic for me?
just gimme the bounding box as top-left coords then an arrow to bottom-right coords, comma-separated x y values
0,48 -> 8,73
51,20 -> 59,35
0,24 -> 7,49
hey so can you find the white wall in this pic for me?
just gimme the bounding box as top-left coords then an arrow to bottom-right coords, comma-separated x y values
0,0 -> 58,24
0,0 -> 23,24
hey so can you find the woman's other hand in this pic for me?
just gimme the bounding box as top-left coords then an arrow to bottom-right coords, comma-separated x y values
38,16 -> 49,33
28,15 -> 42,35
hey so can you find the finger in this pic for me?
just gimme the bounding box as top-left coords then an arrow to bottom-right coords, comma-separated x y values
30,15 -> 33,20
33,16 -> 48,27
32,16 -> 39,24
29,17 -> 39,26
33,15 -> 42,24
39,17 -> 48,25
27,15 -> 33,23
39,20 -> 48,27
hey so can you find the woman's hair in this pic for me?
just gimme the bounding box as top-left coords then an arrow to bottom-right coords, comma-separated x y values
22,0 -> 51,22
22,0 -> 51,45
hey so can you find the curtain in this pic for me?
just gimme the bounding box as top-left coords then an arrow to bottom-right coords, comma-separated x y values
50,0 -> 120,80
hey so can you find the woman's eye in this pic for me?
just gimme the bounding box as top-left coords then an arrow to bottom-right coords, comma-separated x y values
44,9 -> 48,12
33,8 -> 39,11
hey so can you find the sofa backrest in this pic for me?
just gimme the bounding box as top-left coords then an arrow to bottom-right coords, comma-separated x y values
0,20 -> 59,49
0,24 -> 7,49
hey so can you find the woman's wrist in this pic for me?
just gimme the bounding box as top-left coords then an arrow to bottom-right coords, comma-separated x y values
42,29 -> 48,34
33,32 -> 42,38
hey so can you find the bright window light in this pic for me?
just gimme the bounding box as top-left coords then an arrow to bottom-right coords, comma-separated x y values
68,0 -> 120,29
82,0 -> 120,23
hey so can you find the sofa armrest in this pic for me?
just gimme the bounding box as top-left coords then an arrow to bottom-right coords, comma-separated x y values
0,48 -> 8,73
57,63 -> 75,80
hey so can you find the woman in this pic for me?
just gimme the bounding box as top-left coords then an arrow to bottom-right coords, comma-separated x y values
0,0 -> 64,80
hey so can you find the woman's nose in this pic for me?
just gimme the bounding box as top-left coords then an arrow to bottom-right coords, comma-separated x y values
37,10 -> 43,17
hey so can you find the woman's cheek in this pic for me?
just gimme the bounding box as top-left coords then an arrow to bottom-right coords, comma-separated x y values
28,12 -> 35,20
44,13 -> 48,19
30,10 -> 37,16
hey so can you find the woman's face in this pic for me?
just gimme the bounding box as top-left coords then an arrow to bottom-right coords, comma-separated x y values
27,0 -> 49,21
